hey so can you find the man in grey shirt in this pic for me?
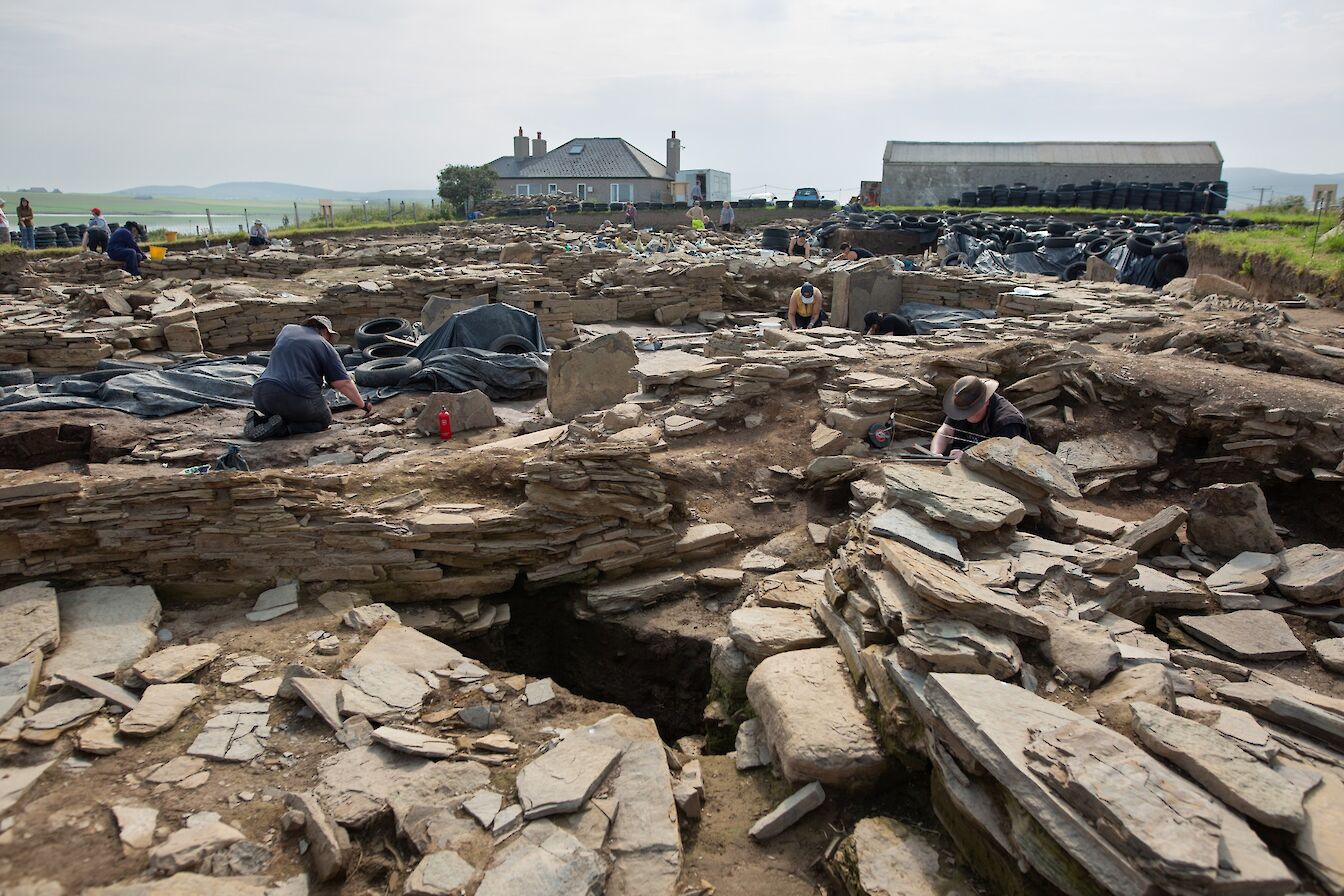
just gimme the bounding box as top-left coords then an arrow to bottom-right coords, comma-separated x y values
245,315 -> 371,440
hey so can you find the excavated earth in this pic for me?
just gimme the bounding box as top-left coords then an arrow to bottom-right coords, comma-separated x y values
0,222 -> 1342,896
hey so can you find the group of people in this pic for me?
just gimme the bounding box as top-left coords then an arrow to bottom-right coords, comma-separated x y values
685,200 -> 734,232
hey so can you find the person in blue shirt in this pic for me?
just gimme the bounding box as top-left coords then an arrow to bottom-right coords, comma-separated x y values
107,221 -> 147,276
245,315 -> 372,441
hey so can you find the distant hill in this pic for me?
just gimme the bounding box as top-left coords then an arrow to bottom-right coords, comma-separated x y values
1223,168 -> 1344,210
111,181 -> 437,201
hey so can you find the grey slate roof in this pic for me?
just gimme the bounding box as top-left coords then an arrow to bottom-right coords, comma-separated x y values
883,141 -> 1223,166
488,138 -> 670,180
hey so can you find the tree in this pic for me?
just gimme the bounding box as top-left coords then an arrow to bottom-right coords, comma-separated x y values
437,164 -> 498,214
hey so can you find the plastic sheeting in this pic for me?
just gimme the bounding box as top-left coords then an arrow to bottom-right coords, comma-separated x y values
0,358 -> 266,417
402,347 -> 547,400
896,302 -> 995,335
410,302 -> 546,358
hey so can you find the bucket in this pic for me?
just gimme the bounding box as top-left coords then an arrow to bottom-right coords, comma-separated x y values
148,246 -> 167,261
164,230 -> 178,242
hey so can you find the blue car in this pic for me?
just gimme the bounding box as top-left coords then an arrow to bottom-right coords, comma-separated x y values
793,187 -> 820,202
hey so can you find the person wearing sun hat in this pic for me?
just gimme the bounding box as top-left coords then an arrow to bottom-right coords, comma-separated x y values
930,374 -> 1031,457
82,207 -> 111,252
244,314 -> 371,441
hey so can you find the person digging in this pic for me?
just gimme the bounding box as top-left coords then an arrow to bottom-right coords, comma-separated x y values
244,315 -> 371,441
930,374 -> 1030,458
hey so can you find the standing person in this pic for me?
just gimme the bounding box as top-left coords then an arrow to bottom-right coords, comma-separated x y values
624,202 -> 637,227
786,281 -> 826,330
686,201 -> 709,231
862,310 -> 915,336
16,198 -> 35,250
544,205 -> 557,229
691,181 -> 703,205
719,201 -> 735,233
787,229 -> 811,258
82,208 -> 110,253
930,375 -> 1031,458
248,220 -> 269,247
106,221 -> 147,276
0,200 -> 9,247
245,315 -> 372,441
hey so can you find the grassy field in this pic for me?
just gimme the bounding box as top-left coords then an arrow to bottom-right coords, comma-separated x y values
1190,226 -> 1344,281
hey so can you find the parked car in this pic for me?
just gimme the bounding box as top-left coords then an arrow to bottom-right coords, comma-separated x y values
747,192 -> 778,207
793,187 -> 821,203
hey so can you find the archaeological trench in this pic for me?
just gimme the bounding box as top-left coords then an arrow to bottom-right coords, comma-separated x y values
0,218 -> 1342,896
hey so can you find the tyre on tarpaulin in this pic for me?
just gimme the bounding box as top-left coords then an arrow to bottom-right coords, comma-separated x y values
353,356 -> 423,388
1154,253 -> 1190,287
363,342 -> 413,361
354,316 -> 413,350
488,334 -> 538,354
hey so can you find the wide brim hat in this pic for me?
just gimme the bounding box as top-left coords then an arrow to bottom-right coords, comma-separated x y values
943,375 -> 999,420
304,315 -> 339,339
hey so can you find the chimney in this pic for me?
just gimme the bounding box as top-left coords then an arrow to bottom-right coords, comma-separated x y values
666,130 -> 681,179
531,131 -> 547,157
513,127 -> 529,162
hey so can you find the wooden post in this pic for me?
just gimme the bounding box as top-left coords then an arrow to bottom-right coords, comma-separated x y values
293,202 -> 300,229
411,202 -> 417,222
363,202 -> 370,223
387,198 -> 394,223
205,208 -> 214,235
244,208 -> 249,230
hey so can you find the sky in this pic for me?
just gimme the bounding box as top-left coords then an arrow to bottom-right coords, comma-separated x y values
3,0 -> 1342,197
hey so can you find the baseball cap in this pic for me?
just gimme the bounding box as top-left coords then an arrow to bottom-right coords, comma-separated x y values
800,282 -> 814,298
303,315 -> 339,339
91,207 -> 101,215
943,375 -> 999,421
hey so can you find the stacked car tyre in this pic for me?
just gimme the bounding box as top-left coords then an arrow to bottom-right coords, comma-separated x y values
760,227 -> 791,252
353,317 -> 413,350
353,357 -> 422,388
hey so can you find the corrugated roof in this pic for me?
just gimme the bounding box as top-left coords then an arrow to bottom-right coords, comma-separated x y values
488,138 -> 670,180
883,141 -> 1223,166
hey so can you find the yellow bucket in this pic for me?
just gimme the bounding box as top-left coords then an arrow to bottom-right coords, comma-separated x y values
164,230 -> 178,242
148,246 -> 167,261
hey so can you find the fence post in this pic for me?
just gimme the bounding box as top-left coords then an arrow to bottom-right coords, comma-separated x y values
205,208 -> 214,235
293,202 -> 300,230
411,202 -> 417,222
363,202 -> 370,223
243,208 -> 249,231
387,198 -> 394,223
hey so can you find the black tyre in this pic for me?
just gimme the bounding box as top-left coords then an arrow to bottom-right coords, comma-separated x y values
1151,239 -> 1184,257
1043,235 -> 1077,248
342,352 -> 364,369
940,253 -> 968,267
0,368 -> 35,387
1154,253 -> 1190,286
865,422 -> 893,449
488,334 -> 538,354
1061,261 -> 1088,282
1126,234 -> 1156,256
1005,241 -> 1037,254
1046,221 -> 1069,236
244,351 -> 270,366
363,341 -> 413,361
1085,237 -> 1113,257
354,316 -> 413,349
353,356 -> 422,388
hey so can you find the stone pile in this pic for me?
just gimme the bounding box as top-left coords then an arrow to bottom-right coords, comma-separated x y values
721,437 -> 1344,895
575,257 -> 727,324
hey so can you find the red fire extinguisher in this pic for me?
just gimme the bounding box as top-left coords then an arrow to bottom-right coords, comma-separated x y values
438,407 -> 452,440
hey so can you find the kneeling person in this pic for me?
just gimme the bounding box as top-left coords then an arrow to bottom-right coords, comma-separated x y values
246,315 -> 371,440
862,310 -> 915,336
930,375 -> 1029,458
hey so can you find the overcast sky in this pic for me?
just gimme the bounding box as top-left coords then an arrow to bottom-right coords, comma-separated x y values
3,0 -> 1341,196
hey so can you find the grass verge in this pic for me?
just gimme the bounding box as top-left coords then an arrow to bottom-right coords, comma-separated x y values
1189,226 -> 1344,282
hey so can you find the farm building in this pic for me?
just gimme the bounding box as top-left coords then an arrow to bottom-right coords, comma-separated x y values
880,141 -> 1224,206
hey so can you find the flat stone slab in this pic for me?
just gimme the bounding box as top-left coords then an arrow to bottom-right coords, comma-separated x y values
246,582 -> 298,622
46,585 -> 160,678
0,582 -> 59,666
371,726 -> 457,759
1273,544 -> 1344,604
746,647 -> 886,789
348,624 -> 462,673
475,828 -> 606,896
1207,552 -> 1282,594
897,619 -> 1022,680
884,463 -> 1026,533
119,683 -> 201,737
132,643 -> 221,684
869,507 -> 963,565
405,849 -> 478,896
1056,432 -> 1158,475
339,661 -> 430,722
832,816 -> 964,896
962,436 -> 1081,499
1179,610 -> 1306,661
187,701 -> 271,762
1131,701 -> 1309,831
727,607 -> 828,662
516,729 -> 623,819
749,781 -> 825,841
1314,638 -> 1344,674
548,331 -> 638,422
580,571 -> 691,616
315,745 -> 491,827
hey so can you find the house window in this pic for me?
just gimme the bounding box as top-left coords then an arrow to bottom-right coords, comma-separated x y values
515,184 -> 531,197
547,184 -> 557,195
576,184 -> 588,200
610,183 -> 632,203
